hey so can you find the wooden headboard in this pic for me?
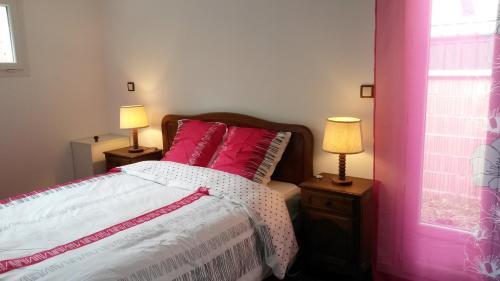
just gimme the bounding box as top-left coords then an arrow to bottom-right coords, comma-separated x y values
161,112 -> 313,184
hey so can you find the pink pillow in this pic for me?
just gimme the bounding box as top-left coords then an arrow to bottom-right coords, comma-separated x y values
209,126 -> 291,184
162,119 -> 227,166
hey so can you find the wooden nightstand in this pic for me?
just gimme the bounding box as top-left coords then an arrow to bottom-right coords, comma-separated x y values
103,147 -> 163,170
299,173 -> 373,280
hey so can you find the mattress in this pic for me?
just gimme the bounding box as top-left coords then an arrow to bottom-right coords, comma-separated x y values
268,180 -> 301,221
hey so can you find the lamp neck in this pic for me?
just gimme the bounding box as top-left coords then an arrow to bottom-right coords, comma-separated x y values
338,153 -> 346,180
132,128 -> 139,149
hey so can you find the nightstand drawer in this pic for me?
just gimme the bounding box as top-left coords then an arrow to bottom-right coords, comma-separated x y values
302,189 -> 353,216
105,156 -> 131,169
104,147 -> 163,171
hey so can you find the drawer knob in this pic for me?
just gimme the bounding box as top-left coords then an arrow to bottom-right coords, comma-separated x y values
308,195 -> 312,204
325,201 -> 333,207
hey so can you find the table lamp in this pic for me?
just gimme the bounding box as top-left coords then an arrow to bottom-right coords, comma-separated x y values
323,117 -> 364,185
120,105 -> 149,153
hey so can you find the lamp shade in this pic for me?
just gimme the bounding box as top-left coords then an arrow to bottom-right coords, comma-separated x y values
322,117 -> 364,154
120,105 -> 149,129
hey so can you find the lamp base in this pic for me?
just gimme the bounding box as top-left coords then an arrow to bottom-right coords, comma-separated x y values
332,175 -> 353,186
128,147 -> 144,153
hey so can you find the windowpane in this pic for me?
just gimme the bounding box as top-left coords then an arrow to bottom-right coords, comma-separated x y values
420,0 -> 499,231
0,5 -> 14,63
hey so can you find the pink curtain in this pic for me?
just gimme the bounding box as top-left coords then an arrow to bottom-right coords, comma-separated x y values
374,0 -> 500,280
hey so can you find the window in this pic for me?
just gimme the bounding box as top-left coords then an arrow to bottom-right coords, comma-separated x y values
0,0 -> 26,73
0,5 -> 14,63
420,0 -> 498,231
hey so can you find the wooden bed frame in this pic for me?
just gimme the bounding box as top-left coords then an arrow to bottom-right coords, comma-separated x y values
161,112 -> 313,184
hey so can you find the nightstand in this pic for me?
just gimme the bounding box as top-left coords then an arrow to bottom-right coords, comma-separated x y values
104,147 -> 163,170
299,173 -> 373,280
71,134 -> 130,178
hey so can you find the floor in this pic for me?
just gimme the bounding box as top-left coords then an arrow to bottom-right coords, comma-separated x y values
266,271 -> 370,281
282,271 -> 352,281
266,259 -> 372,281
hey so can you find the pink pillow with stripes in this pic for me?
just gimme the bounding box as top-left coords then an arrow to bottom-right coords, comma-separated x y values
162,119 -> 227,167
208,126 -> 291,185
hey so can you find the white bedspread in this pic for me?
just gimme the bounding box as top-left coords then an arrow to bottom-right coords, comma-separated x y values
0,161 -> 298,281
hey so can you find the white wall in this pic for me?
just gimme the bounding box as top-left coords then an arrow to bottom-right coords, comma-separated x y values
0,0 -> 108,198
102,0 -> 375,178
0,0 -> 375,199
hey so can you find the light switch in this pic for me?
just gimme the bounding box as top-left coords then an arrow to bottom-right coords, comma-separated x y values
127,82 -> 135,92
360,84 -> 374,98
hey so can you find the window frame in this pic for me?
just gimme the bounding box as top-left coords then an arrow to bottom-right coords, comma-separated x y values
0,0 -> 27,74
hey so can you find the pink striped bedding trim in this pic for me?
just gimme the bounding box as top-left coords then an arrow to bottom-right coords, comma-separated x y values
187,122 -> 223,165
244,131 -> 277,182
0,168 -> 122,206
163,119 -> 187,158
0,187 -> 209,274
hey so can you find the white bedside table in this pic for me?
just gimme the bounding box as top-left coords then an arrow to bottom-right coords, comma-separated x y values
71,134 -> 129,179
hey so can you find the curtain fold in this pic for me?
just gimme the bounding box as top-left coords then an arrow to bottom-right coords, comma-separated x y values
373,0 -> 431,277
374,0 -> 500,280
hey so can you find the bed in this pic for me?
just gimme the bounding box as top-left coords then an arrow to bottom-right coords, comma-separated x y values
162,113 -> 313,221
0,112 -> 313,281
